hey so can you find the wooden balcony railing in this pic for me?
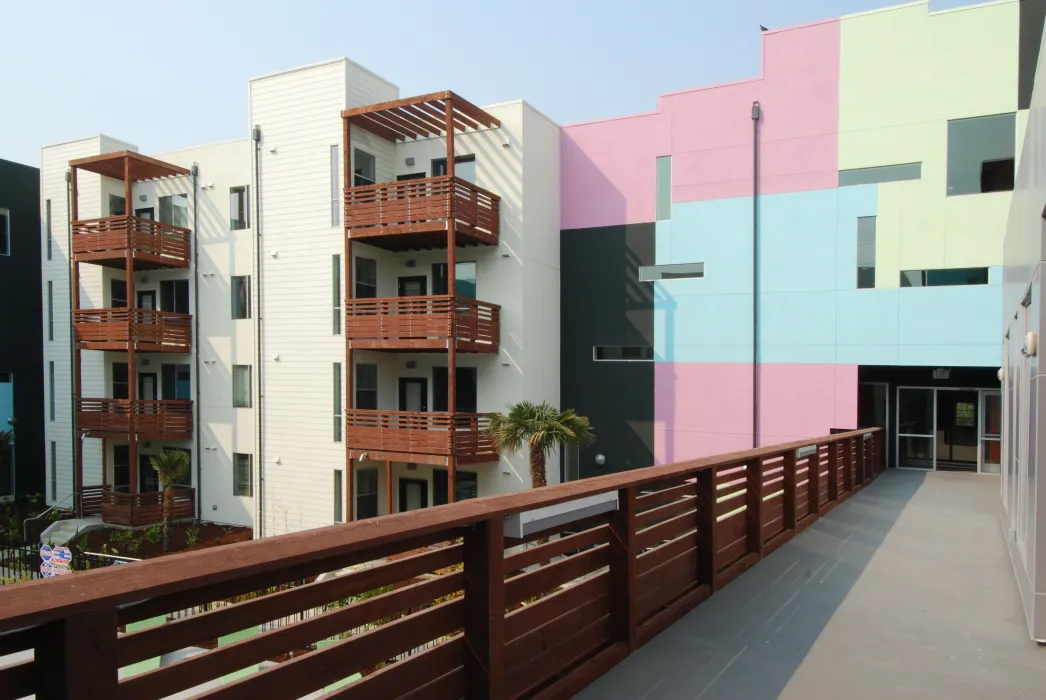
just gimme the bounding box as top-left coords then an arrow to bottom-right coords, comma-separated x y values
96,485 -> 195,527
0,429 -> 882,700
78,484 -> 104,517
72,215 -> 190,268
75,398 -> 193,439
73,308 -> 192,352
346,409 -> 497,465
345,175 -> 500,247
345,295 -> 499,352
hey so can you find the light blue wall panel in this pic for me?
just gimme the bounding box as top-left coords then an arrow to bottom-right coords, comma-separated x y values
835,185 -> 878,291
655,198 -> 752,294
758,189 -> 839,293
654,292 -> 752,363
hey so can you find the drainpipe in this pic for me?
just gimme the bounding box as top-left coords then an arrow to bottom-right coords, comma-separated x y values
751,101 -> 761,449
192,163 -> 202,519
252,125 -> 265,538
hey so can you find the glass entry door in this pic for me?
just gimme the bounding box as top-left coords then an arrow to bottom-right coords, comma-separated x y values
898,388 -> 935,468
935,390 -> 979,472
980,390 -> 1001,474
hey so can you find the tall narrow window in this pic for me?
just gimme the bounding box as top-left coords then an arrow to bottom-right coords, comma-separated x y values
230,186 -> 249,230
355,257 -> 377,298
857,216 -> 876,289
159,194 -> 189,227
333,363 -> 343,442
330,145 -> 340,227
45,199 -> 52,260
432,262 -> 477,298
333,470 -> 343,522
50,441 -> 57,501
161,364 -> 192,400
357,468 -> 378,519
231,276 -> 251,319
110,278 -> 127,308
112,363 -> 129,399
0,208 -> 9,255
47,281 -> 54,341
160,279 -> 190,314
48,362 -> 55,421
355,364 -> 378,409
233,365 -> 252,408
656,156 -> 672,221
233,453 -> 253,496
333,254 -> 342,334
353,149 -> 376,187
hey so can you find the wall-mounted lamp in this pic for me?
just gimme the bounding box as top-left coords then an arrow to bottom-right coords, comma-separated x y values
202,272 -> 216,277
594,454 -> 606,466
270,250 -> 279,258
273,354 -> 280,362
269,146 -> 278,154
1022,331 -> 1038,357
139,194 -> 148,202
998,367 -> 1006,382
274,456 -> 282,464
405,157 -> 415,166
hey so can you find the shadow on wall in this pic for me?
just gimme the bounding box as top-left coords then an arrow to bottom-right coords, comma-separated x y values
577,469 -> 926,700
560,134 -> 629,229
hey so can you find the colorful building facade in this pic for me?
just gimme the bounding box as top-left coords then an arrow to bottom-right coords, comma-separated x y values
562,0 -> 1039,476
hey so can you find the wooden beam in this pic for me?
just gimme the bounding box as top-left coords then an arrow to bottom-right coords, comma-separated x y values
462,517 -> 505,699
447,90 -> 502,129
341,90 -> 451,118
363,110 -> 422,140
34,609 -> 118,699
745,458 -> 763,558
348,115 -> 403,144
402,104 -> 449,134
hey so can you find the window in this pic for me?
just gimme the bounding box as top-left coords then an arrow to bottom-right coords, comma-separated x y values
434,469 -> 478,505
355,257 -> 377,299
160,279 -> 190,314
433,367 -> 477,412
593,346 -> 654,361
356,468 -> 378,519
109,195 -> 126,217
48,362 -> 55,421
432,261 -> 477,298
333,470 -> 343,522
656,156 -> 672,221
333,363 -> 343,442
47,281 -> 54,341
110,278 -> 127,308
330,145 -> 340,227
857,216 -> 876,289
0,208 -> 8,256
233,453 -> 253,497
356,364 -> 377,409
231,276 -> 251,319
432,155 -> 476,183
900,267 -> 990,287
112,363 -> 129,399
353,149 -> 376,187
838,163 -> 922,187
332,254 -> 342,334
159,194 -> 189,227
230,186 -> 249,230
233,365 -> 252,408
638,263 -> 704,281
947,113 -> 1016,196
162,364 -> 191,400
50,442 -> 57,501
45,200 -> 52,260
113,445 -> 130,493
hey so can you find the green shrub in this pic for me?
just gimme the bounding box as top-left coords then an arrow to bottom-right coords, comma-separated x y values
145,525 -> 162,544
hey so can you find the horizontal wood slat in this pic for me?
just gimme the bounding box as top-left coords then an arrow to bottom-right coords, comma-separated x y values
76,398 -> 193,439
346,410 -> 496,462
96,485 -> 194,527
321,636 -> 463,700
345,294 -> 499,353
74,308 -> 191,351
72,215 -> 190,268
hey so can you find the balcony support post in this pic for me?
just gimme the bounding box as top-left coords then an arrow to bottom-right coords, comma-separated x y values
343,116 -> 354,522
782,449 -> 797,532
445,98 -> 458,502
609,485 -> 638,651
385,460 -> 392,515
745,458 -> 764,558
34,608 -> 119,699
462,516 -> 505,700
71,164 -> 83,516
125,157 -> 139,503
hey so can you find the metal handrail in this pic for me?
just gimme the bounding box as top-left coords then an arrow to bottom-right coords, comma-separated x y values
22,493 -> 75,543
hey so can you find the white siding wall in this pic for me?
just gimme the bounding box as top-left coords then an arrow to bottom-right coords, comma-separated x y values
249,60 -> 398,536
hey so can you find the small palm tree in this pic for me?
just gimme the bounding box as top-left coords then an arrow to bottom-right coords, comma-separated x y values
487,401 -> 595,489
149,450 -> 189,553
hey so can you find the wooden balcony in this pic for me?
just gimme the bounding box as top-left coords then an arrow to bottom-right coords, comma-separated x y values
344,175 -> 499,251
75,398 -> 193,439
102,486 -> 194,526
345,295 -> 499,352
346,409 -> 498,465
0,429 -> 884,700
73,308 -> 192,352
72,215 -> 190,269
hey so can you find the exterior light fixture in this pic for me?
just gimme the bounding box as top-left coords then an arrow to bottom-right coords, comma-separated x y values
1022,331 -> 1038,357
405,157 -> 415,166
594,454 -> 606,466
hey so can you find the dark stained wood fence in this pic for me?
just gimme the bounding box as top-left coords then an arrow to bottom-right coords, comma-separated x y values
346,410 -> 498,465
0,429 -> 882,700
76,398 -> 194,439
98,487 -> 196,527
73,308 -> 192,352
345,295 -> 500,353
72,215 -> 191,267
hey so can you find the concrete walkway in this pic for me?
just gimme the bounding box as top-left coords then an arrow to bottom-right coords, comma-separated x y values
577,470 -> 1046,700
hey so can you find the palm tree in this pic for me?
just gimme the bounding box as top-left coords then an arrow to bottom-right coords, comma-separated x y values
149,450 -> 190,553
487,401 -> 595,488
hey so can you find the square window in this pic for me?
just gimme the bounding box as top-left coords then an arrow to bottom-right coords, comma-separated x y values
947,113 -> 1016,196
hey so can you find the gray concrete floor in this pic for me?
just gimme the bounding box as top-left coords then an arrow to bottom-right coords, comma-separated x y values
577,470 -> 1046,700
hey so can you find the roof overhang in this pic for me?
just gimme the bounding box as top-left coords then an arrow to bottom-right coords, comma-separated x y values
342,90 -> 500,143
69,151 -> 190,181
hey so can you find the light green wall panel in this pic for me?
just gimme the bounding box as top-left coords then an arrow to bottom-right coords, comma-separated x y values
840,0 -> 1020,288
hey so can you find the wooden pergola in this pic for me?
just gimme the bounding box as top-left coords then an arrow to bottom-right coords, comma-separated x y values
341,92 -> 500,521
69,151 -> 190,182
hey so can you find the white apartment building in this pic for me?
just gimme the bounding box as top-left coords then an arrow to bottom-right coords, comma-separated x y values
40,58 -> 561,536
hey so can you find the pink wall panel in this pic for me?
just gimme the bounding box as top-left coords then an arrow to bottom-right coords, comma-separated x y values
655,361 -> 858,465
561,20 -> 840,230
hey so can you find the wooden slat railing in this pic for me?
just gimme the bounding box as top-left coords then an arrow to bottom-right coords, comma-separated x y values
76,398 -> 193,438
345,409 -> 496,461
72,215 -> 191,266
344,175 -> 500,244
73,308 -> 192,351
99,486 -> 195,527
79,484 -> 104,518
345,295 -> 499,351
0,428 -> 883,700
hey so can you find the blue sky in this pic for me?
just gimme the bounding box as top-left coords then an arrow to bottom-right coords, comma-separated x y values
1,0 -> 980,167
